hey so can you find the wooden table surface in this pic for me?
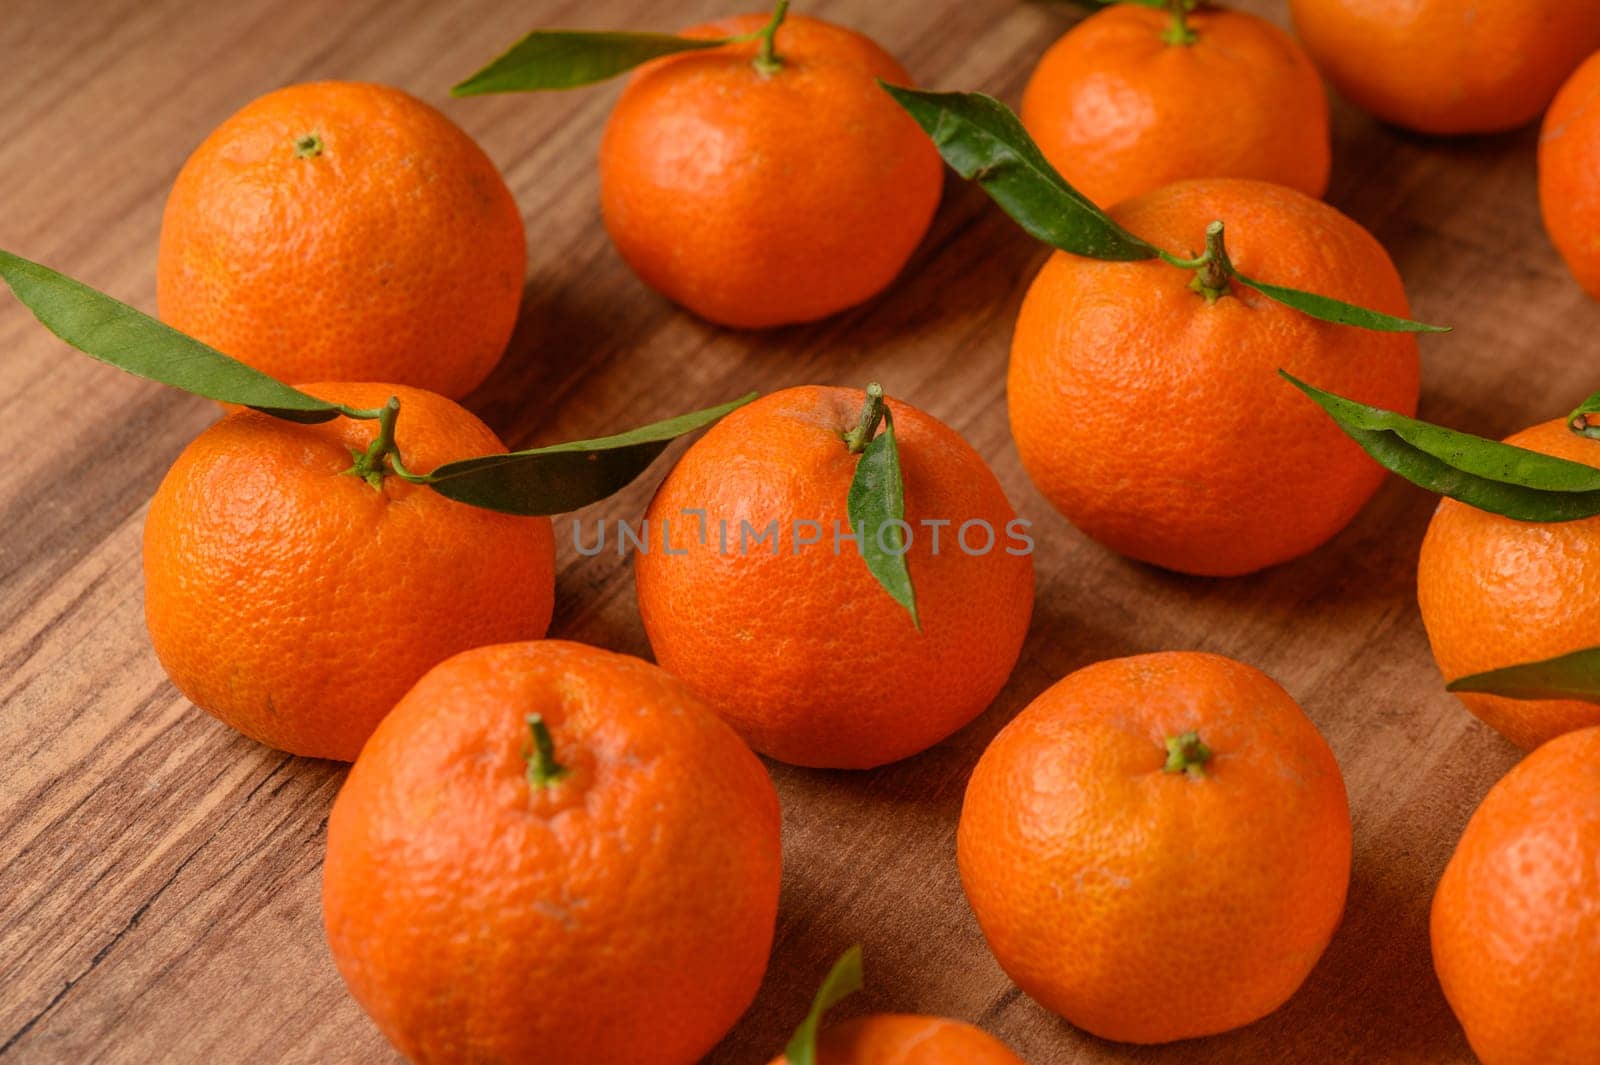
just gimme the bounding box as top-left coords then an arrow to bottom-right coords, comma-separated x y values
2,0 -> 1589,1061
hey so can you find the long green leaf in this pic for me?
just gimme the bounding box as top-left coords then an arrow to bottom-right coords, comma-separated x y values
416,394 -> 756,515
1236,273 -> 1449,334
847,405 -> 919,627
783,946 -> 865,1065
1284,372 -> 1600,520
0,249 -> 340,422
1447,647 -> 1600,704
1,246 -> 754,516
880,86 -> 1449,333
878,84 -> 1158,261
452,30 -> 729,94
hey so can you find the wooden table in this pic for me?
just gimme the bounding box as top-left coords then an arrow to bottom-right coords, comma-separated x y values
3,0 -> 1587,1061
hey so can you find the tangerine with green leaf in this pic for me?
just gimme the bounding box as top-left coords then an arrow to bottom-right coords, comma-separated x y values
158,81 -> 525,399
323,640 -> 782,1064
1008,177 -> 1422,575
1431,725 -> 1600,1065
958,651 -> 1352,1043
597,7 -> 943,327
1022,0 -> 1330,206
1,248 -> 751,761
633,385 -> 1034,769
770,947 -> 1026,1065
1289,0 -> 1600,135
1417,417 -> 1600,749
143,382 -> 556,761
1281,378 -> 1600,728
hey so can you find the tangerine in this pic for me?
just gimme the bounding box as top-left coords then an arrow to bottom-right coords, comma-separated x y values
158,81 -> 525,399
599,12 -> 942,328
1022,2 -> 1329,206
1431,726 -> 1600,1065
1540,49 -> 1600,300
634,385 -> 1034,769
1289,0 -> 1600,135
1417,418 -> 1600,750
323,640 -> 782,1064
769,1014 -> 1026,1064
1008,177 -> 1421,576
143,382 -> 555,760
958,651 -> 1351,1043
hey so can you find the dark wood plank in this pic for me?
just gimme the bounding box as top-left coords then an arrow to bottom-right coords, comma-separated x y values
4,0 -> 1590,1061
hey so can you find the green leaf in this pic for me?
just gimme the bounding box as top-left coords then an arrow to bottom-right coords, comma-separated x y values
784,946 -> 865,1065
0,248 -> 341,422
878,84 -> 1159,261
1447,646 -> 1600,704
880,87 -> 1451,334
1283,372 -> 1600,521
0,247 -> 755,516
414,394 -> 757,515
847,406 -> 919,627
1236,273 -> 1450,334
451,30 -> 729,94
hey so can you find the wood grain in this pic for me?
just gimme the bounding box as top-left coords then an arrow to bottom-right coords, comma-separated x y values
1,0 -> 1590,1061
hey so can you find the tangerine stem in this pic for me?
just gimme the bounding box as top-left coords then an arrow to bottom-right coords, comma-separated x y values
1188,221 -> 1234,303
525,714 -> 570,789
342,396 -> 403,490
845,382 -> 886,454
1157,221 -> 1234,299
1163,0 -> 1199,46
1162,730 -> 1213,778
752,0 -> 790,76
